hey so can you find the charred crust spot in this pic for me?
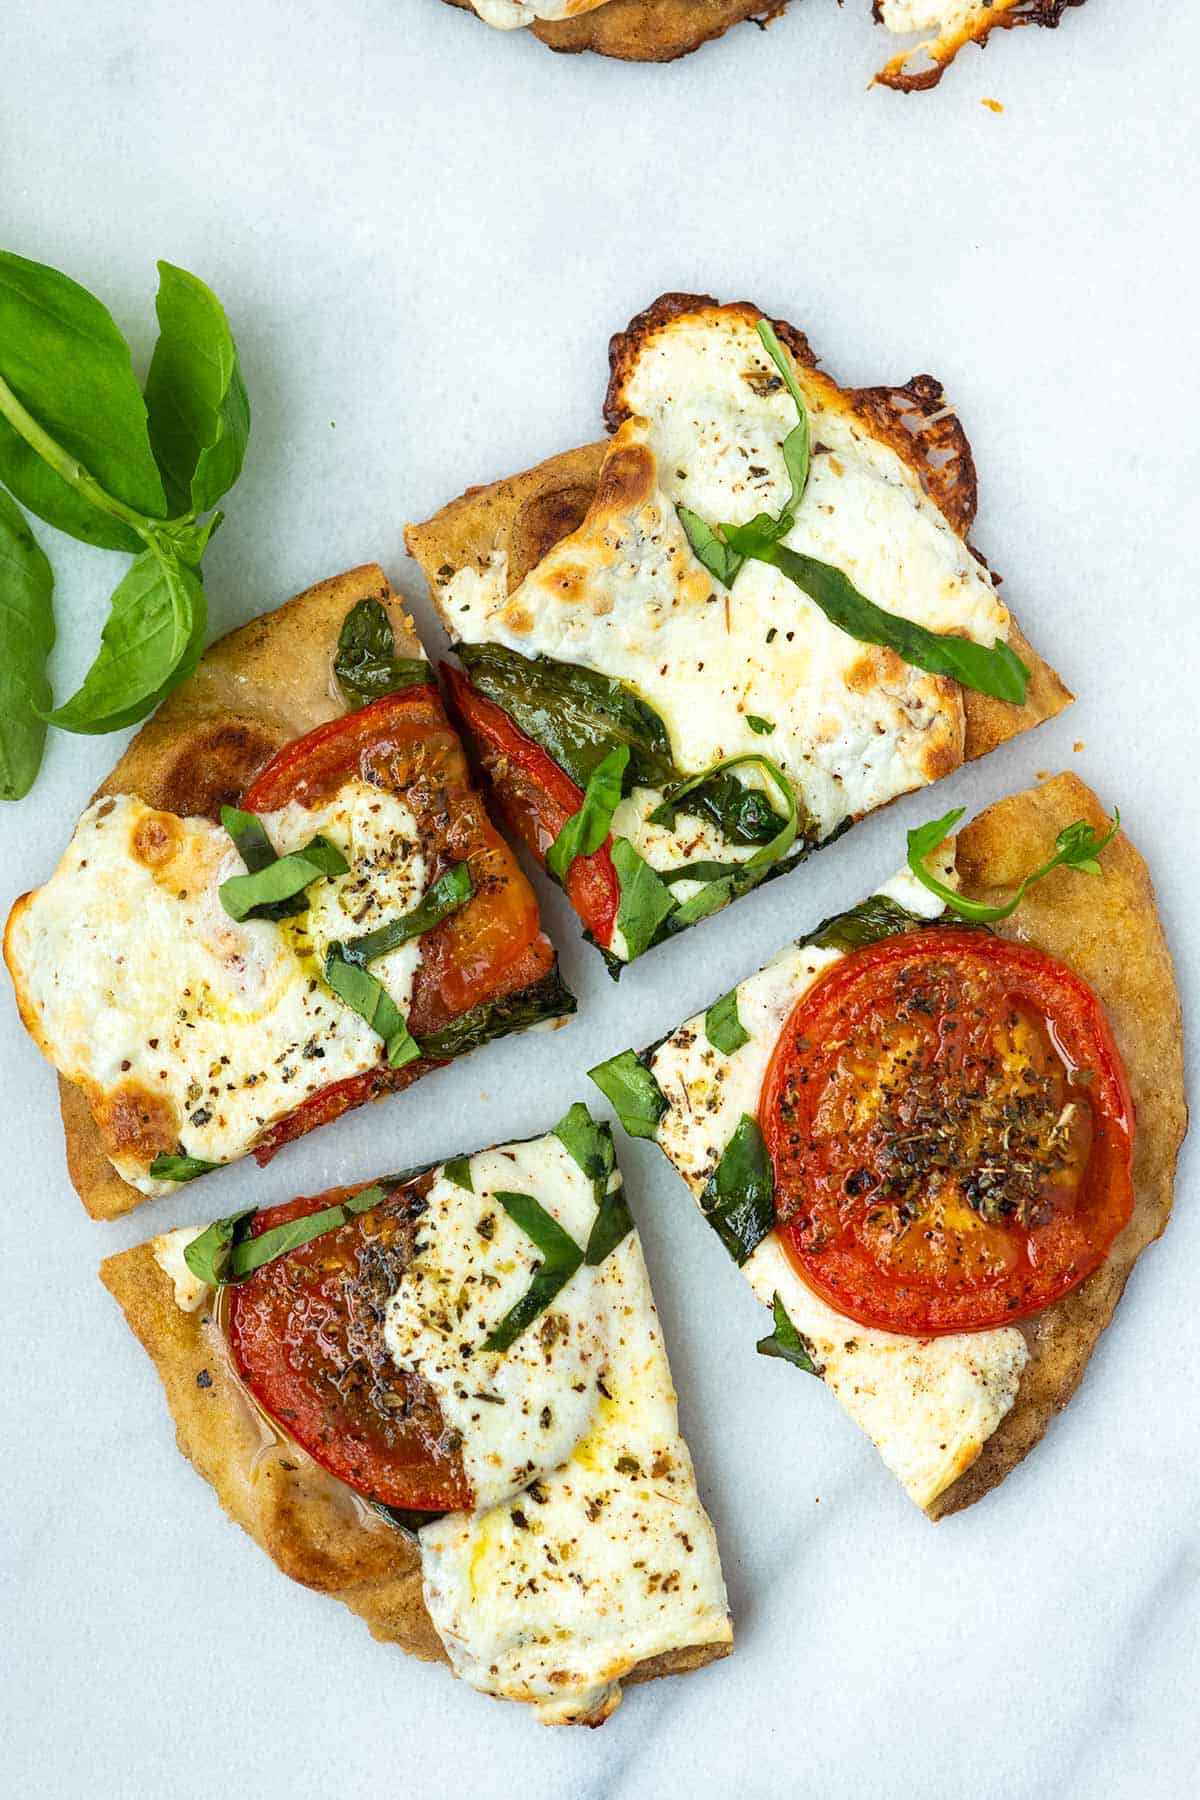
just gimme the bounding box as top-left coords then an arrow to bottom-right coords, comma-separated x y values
97,1082 -> 179,1163
506,485 -> 596,589
130,809 -> 183,870
157,720 -> 285,822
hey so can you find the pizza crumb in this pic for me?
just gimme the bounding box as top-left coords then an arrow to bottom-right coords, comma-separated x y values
1074,741 -> 1085,753
981,98 -> 1004,114
1036,770 -> 1050,781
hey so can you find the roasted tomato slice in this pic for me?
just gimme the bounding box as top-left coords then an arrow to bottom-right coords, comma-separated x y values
761,927 -> 1134,1335
443,663 -> 621,949
229,1185 -> 472,1512
242,688 -> 552,1158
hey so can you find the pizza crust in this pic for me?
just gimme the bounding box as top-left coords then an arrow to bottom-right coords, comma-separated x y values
99,1240 -> 730,1712
446,0 -> 785,64
928,773 -> 1187,1515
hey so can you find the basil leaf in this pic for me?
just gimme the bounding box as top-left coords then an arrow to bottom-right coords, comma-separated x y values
756,318 -> 811,527
732,539 -> 1029,706
0,250 -> 166,550
658,754 -> 801,934
481,1191 -> 585,1353
334,597 -> 429,707
44,544 -> 206,734
144,261 -> 250,515
756,1292 -> 820,1375
0,489 -> 54,800
546,744 -> 628,881
705,987 -> 749,1055
184,1184 -> 385,1286
369,1500 -> 446,1540
801,894 -> 928,953
746,715 -> 775,736
700,1114 -> 774,1265
336,863 -> 473,963
323,948 -> 421,1068
416,962 -> 576,1062
678,506 -> 743,588
907,806 -> 1121,923
149,1151 -> 218,1181
585,1183 -> 634,1266
219,804 -> 276,874
553,1101 -> 614,1187
611,837 -> 676,959
443,1155 -> 474,1192
653,765 -> 789,848
457,643 -> 675,791
219,834 -> 349,922
587,1048 -> 667,1140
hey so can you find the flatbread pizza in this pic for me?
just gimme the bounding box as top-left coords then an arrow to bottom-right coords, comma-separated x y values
589,774 -> 1186,1516
101,1106 -> 731,1723
407,293 -> 1069,976
4,564 -> 571,1219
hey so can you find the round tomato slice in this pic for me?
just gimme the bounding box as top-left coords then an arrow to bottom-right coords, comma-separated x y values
443,663 -> 621,949
229,1186 -> 472,1511
761,927 -> 1134,1335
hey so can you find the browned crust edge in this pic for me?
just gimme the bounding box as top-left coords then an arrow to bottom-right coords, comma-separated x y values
927,773 -> 1187,1516
444,0 -> 787,65
873,0 -> 1089,94
98,1240 -> 730,1708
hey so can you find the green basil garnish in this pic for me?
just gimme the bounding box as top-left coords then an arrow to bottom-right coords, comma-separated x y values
800,894 -> 929,954
335,863 -> 474,965
705,987 -> 749,1055
183,1184 -> 386,1287
482,1191 -> 585,1353
611,838 -> 676,959
443,1155 -> 474,1192
676,506 -> 743,588
457,642 -> 675,792
756,1292 -> 820,1376
369,1500 -> 447,1540
219,832 -> 349,922
415,963 -> 576,1062
746,715 -> 775,736
659,754 -> 799,933
585,1183 -> 634,1266
546,745 -> 628,882
149,1151 -> 218,1181
0,487 -> 54,801
333,597 -> 429,707
587,1048 -> 667,1140
323,948 -> 420,1068
553,1102 -> 634,1266
907,805 -> 1121,922
700,1114 -> 774,1265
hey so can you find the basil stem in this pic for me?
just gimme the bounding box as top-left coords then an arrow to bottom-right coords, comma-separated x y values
183,1185 -> 386,1287
333,597 -> 429,707
336,863 -> 474,964
546,744 -> 628,881
705,987 -> 749,1055
587,1048 -> 667,1140
907,806 -> 1121,922
219,833 -> 349,922
700,1114 -> 775,1265
481,1191 -> 585,1353
756,1293 -> 820,1375
323,949 -> 421,1069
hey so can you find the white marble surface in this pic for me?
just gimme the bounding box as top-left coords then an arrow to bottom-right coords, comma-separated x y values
1,1 -> 1197,1795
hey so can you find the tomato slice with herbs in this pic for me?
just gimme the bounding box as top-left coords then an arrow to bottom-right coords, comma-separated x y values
761,927 -> 1134,1335
229,1185 -> 472,1512
443,662 -> 621,949
241,688 -> 552,1158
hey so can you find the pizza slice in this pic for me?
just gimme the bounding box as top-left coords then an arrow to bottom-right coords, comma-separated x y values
4,564 -> 571,1218
100,1106 -> 731,1723
588,774 -> 1186,1515
407,293 -> 1069,975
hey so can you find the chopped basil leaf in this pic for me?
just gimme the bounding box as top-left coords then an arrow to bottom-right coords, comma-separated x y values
705,987 -> 749,1055
149,1151 -> 217,1181
553,1101 -> 614,1187
368,1500 -> 447,1540
700,1114 -> 774,1265
678,506 -> 743,588
612,837 -> 676,959
183,1184 -> 386,1287
755,1292 -> 820,1376
587,1048 -> 667,1140
219,831 -> 348,922
481,1191 -> 585,1352
657,754 -> 800,934
220,804 -> 275,873
443,1155 -> 474,1192
334,597 -> 429,707
323,948 -> 421,1068
336,862 -> 473,965
416,962 -> 575,1061
801,894 -> 928,954
650,765 -> 786,846
457,642 -> 675,792
907,806 -> 1121,922
585,1183 -> 634,1266
746,715 -> 775,736
546,744 -> 628,882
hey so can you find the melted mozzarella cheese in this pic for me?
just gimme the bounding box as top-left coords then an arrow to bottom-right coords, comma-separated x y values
649,854 -> 1028,1511
152,1225 -> 211,1312
6,783 -> 428,1194
470,0 -> 610,27
416,1133 -> 729,1721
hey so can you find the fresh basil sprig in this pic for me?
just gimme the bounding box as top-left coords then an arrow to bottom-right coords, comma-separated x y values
323,949 -> 421,1069
547,745 -> 628,882
220,831 -> 349,922
700,1114 -> 775,1266
755,1293 -> 820,1376
482,1191 -> 586,1353
0,252 -> 250,790
907,805 -> 1121,922
335,863 -> 474,964
183,1184 -> 385,1287
334,598 -> 429,707
587,1048 -> 667,1140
